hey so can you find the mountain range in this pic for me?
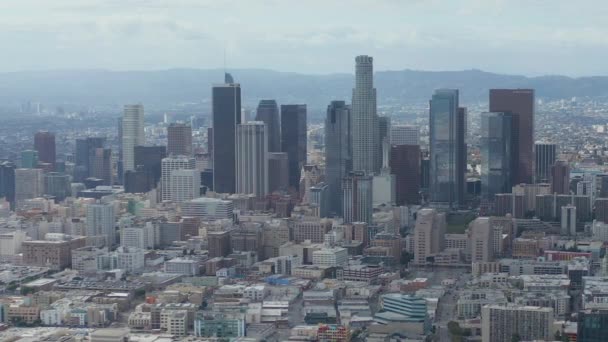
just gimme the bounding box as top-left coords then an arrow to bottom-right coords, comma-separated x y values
1,68 -> 607,111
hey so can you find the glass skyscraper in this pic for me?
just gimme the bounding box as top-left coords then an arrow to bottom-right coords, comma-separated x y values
280,104 -> 307,192
325,100 -> 351,215
351,55 -> 379,175
429,89 -> 466,208
480,112 -> 513,199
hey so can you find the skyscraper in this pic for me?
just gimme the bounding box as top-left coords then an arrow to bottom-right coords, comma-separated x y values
255,100 -> 281,152
325,100 -> 351,215
390,144 -> 421,205
134,145 -> 167,187
167,123 -> 193,156
280,104 -> 307,191
342,171 -> 373,224
391,125 -> 420,146
551,160 -> 570,194
489,89 -> 535,184
122,104 -> 145,172
212,77 -> 241,194
429,89 -> 466,208
161,156 -> 196,202
20,150 -> 38,169
268,152 -> 289,193
0,162 -> 16,209
169,169 -> 200,203
535,142 -> 557,183
480,112 -> 513,200
236,122 -> 268,197
413,208 -> 446,264
75,137 -> 106,182
34,131 -> 56,168
89,148 -> 113,185
86,202 -> 116,247
43,172 -> 70,202
377,116 -> 391,171
14,168 -> 43,208
351,55 -> 379,174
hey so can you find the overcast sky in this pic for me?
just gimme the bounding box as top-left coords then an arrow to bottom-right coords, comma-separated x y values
2,0 -> 607,76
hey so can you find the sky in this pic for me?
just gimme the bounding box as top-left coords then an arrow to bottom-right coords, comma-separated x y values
1,0 -> 608,76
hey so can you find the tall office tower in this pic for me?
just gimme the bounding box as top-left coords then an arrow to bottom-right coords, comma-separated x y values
0,162 -> 16,209
535,142 -> 557,183
74,137 -> 106,181
161,156 -> 196,202
429,89 -> 466,208
236,122 -> 268,197
325,101 -> 352,215
578,309 -> 608,341
390,144 -> 421,205
481,304 -> 553,342
122,104 -> 145,173
280,104 -> 307,191
89,148 -> 113,185
309,182 -> 330,218
413,208 -> 446,264
169,169 -> 200,203
86,202 -> 116,247
167,123 -> 193,156
212,77 -> 241,194
15,168 -> 43,207
351,55 -> 379,174
207,231 -> 231,258
21,150 -> 38,168
34,131 -> 56,168
480,112 -> 513,200
489,89 -> 535,184
124,167 -> 154,194
372,139 -> 396,206
342,171 -> 373,224
391,125 -> 420,146
255,100 -> 281,152
134,145 -> 167,187
43,172 -> 70,202
561,205 -> 576,235
468,217 -> 494,262
267,152 -> 289,193
551,160 -> 570,194
377,116 -> 391,170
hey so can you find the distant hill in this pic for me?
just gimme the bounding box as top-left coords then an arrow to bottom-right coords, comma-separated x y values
0,68 -> 607,111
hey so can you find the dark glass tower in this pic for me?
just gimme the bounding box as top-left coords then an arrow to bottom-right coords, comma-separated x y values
75,137 -> 106,182
212,76 -> 241,194
134,145 -> 167,188
256,100 -> 281,153
167,123 -> 193,156
429,89 -> 466,208
281,104 -> 307,192
325,101 -> 351,215
390,144 -> 421,205
578,309 -> 608,342
535,142 -> 557,183
489,89 -> 535,184
0,161 -> 16,209
480,112 -> 513,199
34,131 -> 56,168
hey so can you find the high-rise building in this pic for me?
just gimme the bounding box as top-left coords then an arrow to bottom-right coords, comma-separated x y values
89,148 -> 113,185
43,172 -> 70,202
75,137 -> 106,182
281,104 -> 307,192
161,156 -> 196,202
169,169 -> 200,203
167,123 -> 193,156
390,144 -> 421,205
293,217 -> 332,243
0,162 -> 16,209
481,304 -> 553,342
489,89 -> 535,184
535,142 -> 557,183
578,309 -> 608,342
413,208 -> 446,264
551,160 -> 570,194
391,125 -> 420,146
267,152 -> 289,193
309,182 -> 330,218
180,197 -> 234,221
561,205 -> 576,236
212,78 -> 241,194
481,112 -> 513,200
15,168 -> 43,208
20,150 -> 38,168
207,231 -> 232,258
351,55 -> 379,174
469,217 -> 494,263
134,145 -> 167,187
122,104 -> 145,172
429,89 -> 466,208
342,171 -> 373,224
378,116 -> 391,171
34,131 -> 56,168
86,202 -> 116,247
255,100 -> 281,152
325,100 -> 352,216
236,122 -> 268,197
